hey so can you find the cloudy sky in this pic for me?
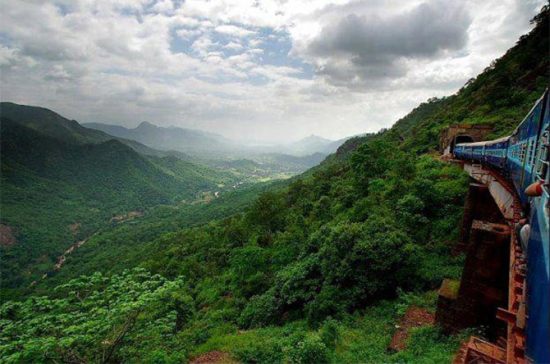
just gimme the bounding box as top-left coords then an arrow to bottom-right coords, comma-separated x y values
0,0 -> 545,143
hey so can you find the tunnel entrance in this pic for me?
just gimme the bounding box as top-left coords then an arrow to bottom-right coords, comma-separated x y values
451,135 -> 474,153
439,125 -> 492,155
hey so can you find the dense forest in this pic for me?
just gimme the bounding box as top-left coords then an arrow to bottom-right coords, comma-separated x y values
0,6 -> 548,364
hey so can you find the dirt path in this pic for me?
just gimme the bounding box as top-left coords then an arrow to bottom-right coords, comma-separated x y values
190,351 -> 236,364
110,210 -> 144,223
53,238 -> 89,271
30,232 -> 98,287
0,224 -> 16,246
389,306 -> 435,352
30,210 -> 147,287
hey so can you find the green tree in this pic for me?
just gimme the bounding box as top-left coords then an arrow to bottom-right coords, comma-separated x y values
0,269 -> 192,363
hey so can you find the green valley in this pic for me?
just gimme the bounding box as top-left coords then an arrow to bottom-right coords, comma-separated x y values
0,107 -> 240,298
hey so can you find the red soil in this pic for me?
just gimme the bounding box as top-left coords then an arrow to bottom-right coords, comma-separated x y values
389,306 -> 435,352
190,351 -> 236,364
0,224 -> 16,246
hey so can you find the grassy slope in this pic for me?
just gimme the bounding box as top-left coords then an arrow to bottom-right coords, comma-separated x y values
193,292 -> 464,364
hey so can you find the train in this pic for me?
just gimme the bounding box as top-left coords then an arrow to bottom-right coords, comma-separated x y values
453,90 -> 549,363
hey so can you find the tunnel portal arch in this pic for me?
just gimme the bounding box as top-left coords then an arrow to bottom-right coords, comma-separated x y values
451,135 -> 475,152
440,124 -> 493,156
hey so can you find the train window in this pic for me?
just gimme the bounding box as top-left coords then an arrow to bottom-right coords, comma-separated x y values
529,139 -> 536,166
520,143 -> 527,162
535,130 -> 549,182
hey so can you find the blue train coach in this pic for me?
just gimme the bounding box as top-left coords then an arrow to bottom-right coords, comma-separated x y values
524,91 -> 549,363
454,137 -> 509,170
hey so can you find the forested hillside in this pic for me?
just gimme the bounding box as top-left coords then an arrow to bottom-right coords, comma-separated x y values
0,102 -> 183,158
0,6 -> 548,364
0,114 -> 237,297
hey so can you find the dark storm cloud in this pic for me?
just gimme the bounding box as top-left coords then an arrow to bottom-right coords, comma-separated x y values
304,0 -> 472,88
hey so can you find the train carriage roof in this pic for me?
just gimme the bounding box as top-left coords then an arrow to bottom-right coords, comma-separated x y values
455,136 -> 510,148
511,91 -> 548,136
455,141 -> 488,147
484,136 -> 510,145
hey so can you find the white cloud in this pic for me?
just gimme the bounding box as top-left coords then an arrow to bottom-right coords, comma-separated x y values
151,0 -> 174,14
191,36 -> 217,57
175,28 -> 202,40
215,24 -> 256,37
223,41 -> 244,50
173,15 -> 202,28
0,46 -> 20,67
249,39 -> 262,47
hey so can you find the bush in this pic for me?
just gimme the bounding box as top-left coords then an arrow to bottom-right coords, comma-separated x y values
234,339 -> 284,364
239,289 -> 279,328
285,334 -> 329,364
319,319 -> 340,349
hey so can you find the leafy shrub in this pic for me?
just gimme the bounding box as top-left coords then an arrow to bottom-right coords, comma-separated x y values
239,289 -> 280,328
319,319 -> 340,349
233,339 -> 284,364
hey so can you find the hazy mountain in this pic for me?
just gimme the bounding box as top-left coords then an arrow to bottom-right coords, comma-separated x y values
285,135 -> 331,154
255,152 -> 327,171
0,105 -> 233,206
207,152 -> 327,180
84,121 -> 235,155
0,103 -> 330,184
282,135 -> 348,156
85,121 -> 350,158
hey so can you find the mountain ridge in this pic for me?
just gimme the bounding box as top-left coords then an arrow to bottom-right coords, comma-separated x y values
84,120 -> 235,155
0,102 -> 196,160
85,120 -> 350,157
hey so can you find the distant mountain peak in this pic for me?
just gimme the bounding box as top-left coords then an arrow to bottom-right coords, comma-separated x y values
136,121 -> 157,129
300,134 -> 332,143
